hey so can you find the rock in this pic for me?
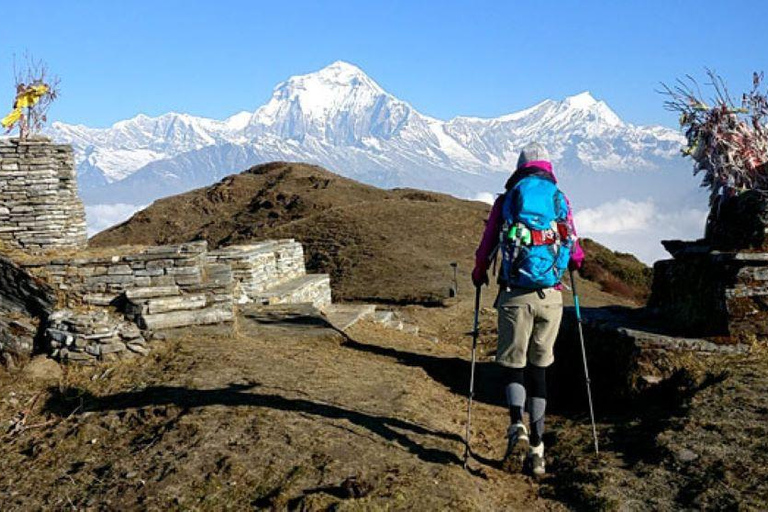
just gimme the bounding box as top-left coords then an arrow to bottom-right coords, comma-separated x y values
125,286 -> 180,300
126,343 -> 149,356
140,305 -> 234,330
2,352 -> 16,370
21,356 -> 63,382
676,448 -> 699,463
45,310 -> 149,362
0,255 -> 56,317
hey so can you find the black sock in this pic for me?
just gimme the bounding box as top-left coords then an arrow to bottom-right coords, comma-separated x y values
526,364 -> 547,446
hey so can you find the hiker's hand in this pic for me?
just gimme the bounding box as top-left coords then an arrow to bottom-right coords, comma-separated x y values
568,259 -> 582,272
472,266 -> 488,287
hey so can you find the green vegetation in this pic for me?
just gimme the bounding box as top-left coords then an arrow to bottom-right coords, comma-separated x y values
579,238 -> 653,303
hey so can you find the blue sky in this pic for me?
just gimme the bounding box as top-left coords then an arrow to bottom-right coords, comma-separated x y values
1,0 -> 766,128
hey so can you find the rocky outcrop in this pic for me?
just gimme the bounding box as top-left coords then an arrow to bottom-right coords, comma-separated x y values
0,255 -> 55,363
0,315 -> 38,366
0,137 -> 87,251
0,254 -> 56,317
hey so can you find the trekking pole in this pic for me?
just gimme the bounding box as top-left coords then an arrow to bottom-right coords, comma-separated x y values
463,285 -> 482,469
569,269 -> 600,456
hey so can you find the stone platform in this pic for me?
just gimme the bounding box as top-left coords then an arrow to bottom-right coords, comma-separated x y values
5,239 -> 335,363
650,244 -> 768,340
552,306 -> 749,403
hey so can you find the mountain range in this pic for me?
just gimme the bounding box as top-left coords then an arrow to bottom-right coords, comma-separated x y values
46,61 -> 708,262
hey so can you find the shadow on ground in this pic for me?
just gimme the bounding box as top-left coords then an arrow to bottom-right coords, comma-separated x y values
43,382 -> 465,466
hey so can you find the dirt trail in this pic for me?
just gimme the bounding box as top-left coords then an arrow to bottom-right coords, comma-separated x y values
0,305 -> 569,511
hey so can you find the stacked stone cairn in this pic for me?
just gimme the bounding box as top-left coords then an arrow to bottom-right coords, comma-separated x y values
0,137 -> 87,251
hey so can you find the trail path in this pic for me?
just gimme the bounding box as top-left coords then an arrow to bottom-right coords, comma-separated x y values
0,304 -> 567,511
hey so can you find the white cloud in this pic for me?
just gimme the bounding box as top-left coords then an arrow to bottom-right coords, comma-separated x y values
574,199 -> 707,264
473,192 -> 496,205
85,203 -> 146,236
575,199 -> 656,234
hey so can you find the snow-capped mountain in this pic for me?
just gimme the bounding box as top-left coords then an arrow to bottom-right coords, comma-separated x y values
46,61 -> 707,262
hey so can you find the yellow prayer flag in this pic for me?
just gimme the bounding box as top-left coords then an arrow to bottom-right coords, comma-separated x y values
15,84 -> 49,109
1,108 -> 22,128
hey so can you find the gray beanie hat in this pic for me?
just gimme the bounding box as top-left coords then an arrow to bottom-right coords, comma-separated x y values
517,142 -> 550,169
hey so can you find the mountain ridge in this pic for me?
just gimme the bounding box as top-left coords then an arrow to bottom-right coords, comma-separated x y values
47,61 -> 685,200
41,61 -> 708,263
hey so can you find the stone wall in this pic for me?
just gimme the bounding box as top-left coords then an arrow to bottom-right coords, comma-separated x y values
22,241 -> 211,307
5,238 -> 333,364
0,137 -> 87,251
206,240 -> 308,303
650,250 -> 768,339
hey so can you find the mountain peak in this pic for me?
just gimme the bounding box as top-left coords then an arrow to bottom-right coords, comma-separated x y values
287,60 -> 381,91
563,91 -> 598,109
252,61 -> 399,136
320,60 -> 367,75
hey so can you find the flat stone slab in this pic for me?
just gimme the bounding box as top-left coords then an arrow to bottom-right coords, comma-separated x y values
252,274 -> 332,309
323,304 -> 376,331
139,305 -> 234,330
125,286 -> 181,300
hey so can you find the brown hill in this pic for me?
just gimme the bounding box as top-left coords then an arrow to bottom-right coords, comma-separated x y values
92,162 -> 650,304
579,238 -> 653,302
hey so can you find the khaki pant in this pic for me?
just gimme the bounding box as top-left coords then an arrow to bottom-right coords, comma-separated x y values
496,287 -> 563,368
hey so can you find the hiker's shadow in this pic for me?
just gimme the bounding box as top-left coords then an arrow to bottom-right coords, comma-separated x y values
43,382 -> 465,466
341,338 -> 511,408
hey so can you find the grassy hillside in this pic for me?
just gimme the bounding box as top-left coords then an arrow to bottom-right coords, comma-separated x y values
579,238 -> 653,302
92,162 -> 651,304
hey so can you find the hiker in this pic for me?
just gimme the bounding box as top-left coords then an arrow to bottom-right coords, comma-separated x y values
471,142 -> 584,477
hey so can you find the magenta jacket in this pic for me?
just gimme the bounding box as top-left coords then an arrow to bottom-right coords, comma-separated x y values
472,160 -> 585,284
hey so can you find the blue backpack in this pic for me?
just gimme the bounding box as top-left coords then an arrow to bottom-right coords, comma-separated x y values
500,171 -> 573,289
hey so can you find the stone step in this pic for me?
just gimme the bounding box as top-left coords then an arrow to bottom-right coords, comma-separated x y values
373,310 -> 394,323
251,274 -> 332,309
323,304 -> 376,331
138,304 -> 235,330
127,293 -> 208,316
125,285 -> 181,300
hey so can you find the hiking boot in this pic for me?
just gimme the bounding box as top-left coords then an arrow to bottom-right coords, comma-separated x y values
527,442 -> 546,478
502,422 -> 529,473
